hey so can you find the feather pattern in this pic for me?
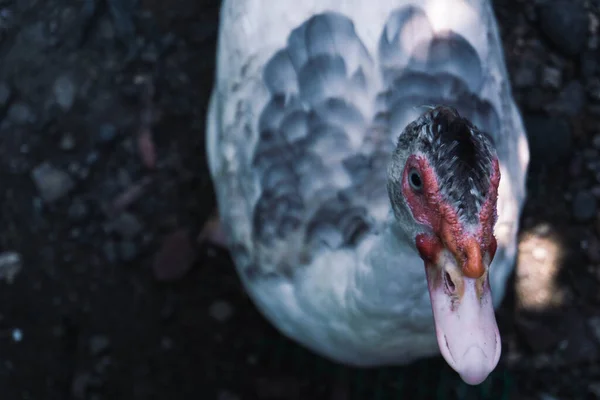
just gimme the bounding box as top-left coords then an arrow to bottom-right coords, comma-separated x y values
206,0 -> 529,366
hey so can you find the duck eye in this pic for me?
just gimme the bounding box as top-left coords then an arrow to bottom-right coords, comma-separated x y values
409,169 -> 423,191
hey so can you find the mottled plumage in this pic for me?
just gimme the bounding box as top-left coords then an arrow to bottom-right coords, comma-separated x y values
207,0 -> 529,376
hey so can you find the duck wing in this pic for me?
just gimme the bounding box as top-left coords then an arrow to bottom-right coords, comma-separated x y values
206,0 -> 528,280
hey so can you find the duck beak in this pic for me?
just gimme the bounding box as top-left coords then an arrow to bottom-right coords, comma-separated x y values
424,242 -> 501,385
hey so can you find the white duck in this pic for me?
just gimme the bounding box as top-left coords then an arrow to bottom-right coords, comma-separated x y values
205,0 -> 530,386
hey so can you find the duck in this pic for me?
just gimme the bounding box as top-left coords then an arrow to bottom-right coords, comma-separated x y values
204,0 -> 530,386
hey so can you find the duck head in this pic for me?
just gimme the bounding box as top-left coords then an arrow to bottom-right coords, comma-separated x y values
387,106 -> 501,385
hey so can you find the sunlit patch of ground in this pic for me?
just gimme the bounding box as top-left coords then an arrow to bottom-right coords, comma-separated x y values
515,222 -> 567,311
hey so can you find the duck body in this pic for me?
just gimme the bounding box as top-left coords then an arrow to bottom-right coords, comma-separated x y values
206,0 -> 529,384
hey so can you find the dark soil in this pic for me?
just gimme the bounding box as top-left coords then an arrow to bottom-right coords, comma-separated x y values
1,0 -> 600,399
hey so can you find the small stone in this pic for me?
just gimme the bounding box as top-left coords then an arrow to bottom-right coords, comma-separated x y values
71,372 -> 91,400
581,51 -> 599,80
588,317 -> 600,344
524,115 -> 572,166
539,0 -> 588,56
119,240 -> 138,262
109,212 -> 142,239
0,252 -> 21,284
572,191 -> 597,222
153,229 -> 196,282
513,51 -> 540,88
11,328 -> 22,342
53,74 -> 76,111
547,80 -> 586,116
587,237 -> 600,262
31,163 -> 75,203
209,300 -> 233,322
217,390 -> 241,400
7,102 -> 37,125
0,81 -> 12,108
60,133 -> 76,151
103,241 -> 117,263
542,66 -> 562,89
68,199 -> 89,222
589,382 -> 600,397
525,87 -> 546,111
89,335 -> 110,356
97,123 -> 117,143
593,135 -> 600,150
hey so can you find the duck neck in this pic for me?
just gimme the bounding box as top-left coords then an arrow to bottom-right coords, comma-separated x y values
351,217 -> 429,317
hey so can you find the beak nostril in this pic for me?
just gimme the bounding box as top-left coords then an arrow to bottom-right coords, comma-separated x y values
444,271 -> 456,294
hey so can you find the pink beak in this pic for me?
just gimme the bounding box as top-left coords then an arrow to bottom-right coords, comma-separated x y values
425,260 -> 501,385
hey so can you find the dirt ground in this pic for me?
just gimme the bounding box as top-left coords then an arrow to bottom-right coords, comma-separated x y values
1,0 -> 600,399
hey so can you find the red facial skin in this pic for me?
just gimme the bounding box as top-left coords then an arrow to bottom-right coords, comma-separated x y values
402,154 -> 500,279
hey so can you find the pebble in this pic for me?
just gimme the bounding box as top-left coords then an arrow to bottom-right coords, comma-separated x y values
548,80 -> 586,116
31,163 -> 75,203
589,383 -> 600,397
109,212 -> 142,239
0,81 -> 12,108
513,52 -> 539,88
60,132 -> 76,150
97,123 -> 117,143
572,191 -> 597,222
11,328 -> 22,342
588,317 -> 600,344
7,101 -> 37,125
0,251 -> 21,284
523,115 -> 572,166
89,335 -> 110,356
538,0 -> 588,56
217,390 -> 241,400
542,66 -> 562,89
103,241 -> 117,263
581,51 -> 599,80
153,229 -> 196,282
53,74 -> 76,111
209,300 -> 234,322
68,199 -> 89,222
118,240 -> 138,262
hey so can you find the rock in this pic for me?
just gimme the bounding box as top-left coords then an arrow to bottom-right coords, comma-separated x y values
118,240 -> 138,262
541,66 -> 562,89
60,132 -> 76,151
217,390 -> 241,400
209,300 -> 233,322
7,101 -> 37,125
108,212 -> 142,239
513,52 -> 540,88
523,115 -> 572,166
97,123 -> 118,143
0,252 -> 22,284
68,199 -> 89,222
539,0 -> 588,56
589,78 -> 600,102
71,372 -> 92,400
589,382 -> 600,397
525,87 -> 546,111
53,74 -> 76,111
572,191 -> 597,222
588,317 -> 600,344
153,229 -> 196,282
0,81 -> 12,109
581,51 -> 599,80
547,81 -> 586,116
587,236 -> 600,262
103,241 -> 117,263
31,163 -> 75,203
89,335 -> 110,356
516,310 -> 599,364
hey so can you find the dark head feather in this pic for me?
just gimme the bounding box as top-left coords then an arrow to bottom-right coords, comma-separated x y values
399,106 -> 497,224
